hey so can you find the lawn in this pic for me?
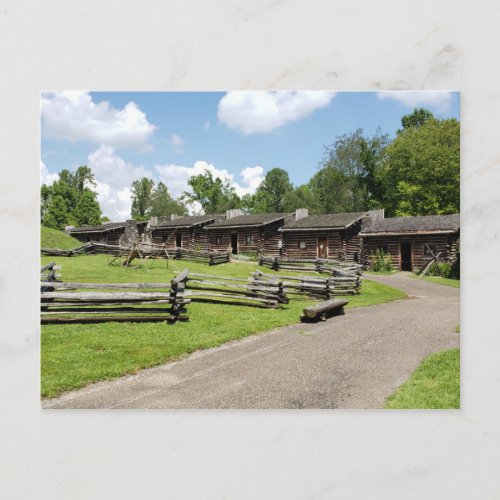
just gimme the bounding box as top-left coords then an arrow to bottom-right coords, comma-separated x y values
415,275 -> 460,288
41,226 -> 81,250
41,254 -> 406,398
385,348 -> 460,409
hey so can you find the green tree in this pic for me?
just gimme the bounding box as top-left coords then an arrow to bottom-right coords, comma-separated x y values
252,168 -> 293,212
400,108 -> 434,131
73,165 -> 96,195
282,184 -> 320,213
309,166 -> 352,214
73,190 -> 102,226
150,182 -> 187,217
131,177 -> 155,219
43,195 -> 70,230
183,171 -> 240,213
314,129 -> 389,212
378,117 -> 460,216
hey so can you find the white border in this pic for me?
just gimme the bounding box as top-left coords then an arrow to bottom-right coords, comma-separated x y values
1,1 -> 499,498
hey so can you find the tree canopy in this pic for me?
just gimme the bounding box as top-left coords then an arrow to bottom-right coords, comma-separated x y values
41,108 -> 460,227
182,171 -> 241,214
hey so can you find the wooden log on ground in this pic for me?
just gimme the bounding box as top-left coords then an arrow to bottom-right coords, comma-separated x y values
300,298 -> 349,322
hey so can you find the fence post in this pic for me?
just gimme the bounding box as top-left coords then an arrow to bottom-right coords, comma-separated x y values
169,269 -> 190,322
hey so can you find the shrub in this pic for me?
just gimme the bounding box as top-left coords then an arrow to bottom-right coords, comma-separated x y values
425,262 -> 452,278
371,249 -> 394,272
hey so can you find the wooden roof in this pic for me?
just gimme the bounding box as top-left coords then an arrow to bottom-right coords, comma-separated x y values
361,214 -> 460,236
281,212 -> 368,231
153,215 -> 220,229
206,213 -> 288,229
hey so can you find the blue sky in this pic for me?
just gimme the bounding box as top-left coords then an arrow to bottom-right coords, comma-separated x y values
41,91 -> 460,220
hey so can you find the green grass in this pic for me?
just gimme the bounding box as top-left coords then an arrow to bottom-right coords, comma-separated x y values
41,226 -> 81,250
414,275 -> 460,288
41,254 -> 406,398
385,349 -> 460,409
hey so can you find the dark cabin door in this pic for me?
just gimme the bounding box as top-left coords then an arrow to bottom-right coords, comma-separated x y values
318,237 -> 328,258
176,232 -> 182,248
400,242 -> 412,271
231,233 -> 238,254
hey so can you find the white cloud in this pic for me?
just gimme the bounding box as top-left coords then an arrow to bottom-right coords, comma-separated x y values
87,145 -> 153,220
41,91 -> 157,150
40,160 -> 58,185
218,91 -> 336,134
167,133 -> 185,154
82,146 -> 264,219
376,91 -> 453,111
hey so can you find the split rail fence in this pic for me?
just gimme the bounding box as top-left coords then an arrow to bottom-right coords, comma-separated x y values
41,264 -> 190,324
42,242 -> 229,265
252,270 -> 360,299
259,256 -> 362,276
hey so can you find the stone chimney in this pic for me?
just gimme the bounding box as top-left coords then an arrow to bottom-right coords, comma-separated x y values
368,209 -> 385,224
148,216 -> 158,228
295,208 -> 309,221
225,209 -> 242,219
170,214 -> 179,221
64,225 -> 74,232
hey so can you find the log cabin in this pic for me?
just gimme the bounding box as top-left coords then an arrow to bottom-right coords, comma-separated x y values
148,214 -> 223,250
206,210 -> 293,256
280,209 -> 375,263
67,220 -> 147,246
360,214 -> 460,271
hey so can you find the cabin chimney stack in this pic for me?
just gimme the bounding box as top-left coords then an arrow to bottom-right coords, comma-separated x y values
225,209 -> 242,219
295,208 -> 309,221
170,214 -> 179,221
368,209 -> 385,224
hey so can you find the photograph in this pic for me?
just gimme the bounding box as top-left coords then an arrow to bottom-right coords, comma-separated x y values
40,90 -> 460,409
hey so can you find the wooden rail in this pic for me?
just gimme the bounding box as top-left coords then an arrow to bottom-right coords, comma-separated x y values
40,264 -> 190,324
176,271 -> 285,308
259,256 -> 362,276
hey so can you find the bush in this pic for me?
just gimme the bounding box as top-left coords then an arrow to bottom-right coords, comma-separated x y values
370,249 -> 394,272
425,262 -> 452,278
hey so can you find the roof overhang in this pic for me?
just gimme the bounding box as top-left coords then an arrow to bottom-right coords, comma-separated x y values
69,226 -> 125,234
206,216 -> 285,230
360,229 -> 458,237
280,226 -> 345,232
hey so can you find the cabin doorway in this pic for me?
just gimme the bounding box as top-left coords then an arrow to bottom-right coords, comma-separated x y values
317,237 -> 328,258
400,242 -> 412,271
176,232 -> 182,248
231,233 -> 238,254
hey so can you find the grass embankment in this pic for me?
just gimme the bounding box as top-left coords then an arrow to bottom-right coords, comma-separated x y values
414,275 -> 460,288
385,348 -> 460,409
41,254 -> 406,398
41,226 -> 81,250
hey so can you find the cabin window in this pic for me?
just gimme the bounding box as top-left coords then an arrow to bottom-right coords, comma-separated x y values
424,243 -> 437,255
377,244 -> 389,254
245,235 -> 253,245
298,240 -> 307,249
216,235 -> 222,244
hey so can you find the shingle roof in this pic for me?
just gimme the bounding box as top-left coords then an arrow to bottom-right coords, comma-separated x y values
68,222 -> 127,233
206,213 -> 288,228
361,214 -> 460,235
281,212 -> 367,230
154,215 -> 220,228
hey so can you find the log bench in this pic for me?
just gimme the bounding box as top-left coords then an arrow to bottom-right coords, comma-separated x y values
300,298 -> 349,323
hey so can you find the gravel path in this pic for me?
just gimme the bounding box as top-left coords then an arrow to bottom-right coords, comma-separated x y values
43,273 -> 460,409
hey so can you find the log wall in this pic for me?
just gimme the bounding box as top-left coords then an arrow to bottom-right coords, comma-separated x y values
208,219 -> 285,255
362,232 -> 460,271
151,224 -> 212,251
